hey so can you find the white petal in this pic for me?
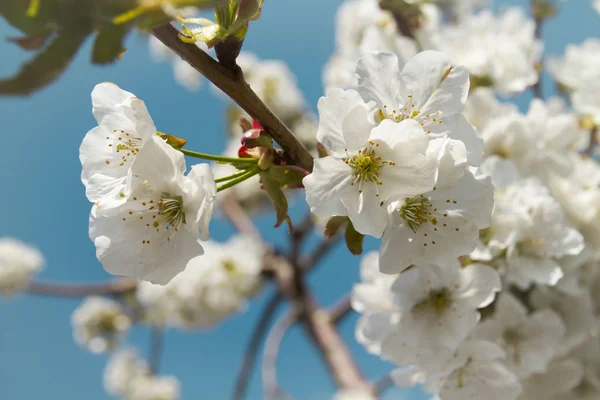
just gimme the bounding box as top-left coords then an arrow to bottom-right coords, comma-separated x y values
303,157 -> 353,217
356,52 -> 406,109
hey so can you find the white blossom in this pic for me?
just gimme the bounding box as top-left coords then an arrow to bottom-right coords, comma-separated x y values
104,349 -> 147,397
128,375 -> 180,400
90,136 -> 216,285
332,389 -> 376,400
153,235 -> 263,329
431,7 -> 541,95
520,359 -> 584,400
380,138 -> 493,273
0,238 -> 44,296
148,35 -> 203,91
80,83 -> 156,207
393,340 -> 522,400
305,86 -> 436,237
355,51 -> 483,165
351,251 -> 398,354
473,292 -> 566,378
380,261 -> 500,368
547,38 -> 600,93
71,297 -> 131,353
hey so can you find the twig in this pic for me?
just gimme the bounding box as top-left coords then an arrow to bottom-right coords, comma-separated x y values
231,292 -> 284,400
220,192 -> 262,241
328,294 -> 353,325
372,373 -> 395,396
151,24 -> 314,172
262,310 -> 298,400
289,213 -> 314,264
149,326 -> 165,375
585,127 -> 598,156
26,278 -> 138,297
531,0 -> 544,99
300,233 -> 343,272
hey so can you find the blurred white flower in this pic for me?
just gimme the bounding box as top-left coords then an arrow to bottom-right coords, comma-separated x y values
72,297 -> 131,353
381,261 -> 500,368
148,36 -> 204,92
431,8 -> 541,95
0,238 -> 44,296
332,389 -> 376,400
473,292 -> 566,378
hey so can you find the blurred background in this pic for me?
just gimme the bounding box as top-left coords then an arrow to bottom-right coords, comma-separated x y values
0,0 -> 598,399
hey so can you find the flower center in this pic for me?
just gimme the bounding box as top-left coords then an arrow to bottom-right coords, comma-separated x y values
156,193 -> 186,229
345,142 -> 395,194
412,288 -> 452,316
399,195 -> 437,232
104,129 -> 143,167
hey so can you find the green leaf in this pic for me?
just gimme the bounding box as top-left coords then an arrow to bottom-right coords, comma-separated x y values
92,24 -> 130,64
0,27 -> 90,95
324,216 -> 348,238
344,220 -> 364,255
268,165 -> 307,188
261,173 -> 292,232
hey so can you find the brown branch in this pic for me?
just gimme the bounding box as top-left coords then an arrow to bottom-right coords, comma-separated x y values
231,292 -> 284,400
220,192 -> 262,241
151,24 -> 314,172
531,0 -> 544,99
329,294 -> 353,325
26,278 -> 138,297
585,127 -> 598,156
372,373 -> 395,396
300,233 -> 342,272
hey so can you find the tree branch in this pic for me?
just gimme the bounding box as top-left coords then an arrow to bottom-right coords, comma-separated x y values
262,309 -> 298,400
328,294 -> 353,325
372,373 -> 395,396
231,292 -> 284,400
531,0 -> 544,99
26,278 -> 138,297
151,24 -> 314,172
220,192 -> 262,241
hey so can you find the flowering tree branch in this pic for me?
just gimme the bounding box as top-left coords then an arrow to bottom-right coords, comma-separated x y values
151,23 -> 314,172
26,279 -> 138,297
231,292 -> 283,400
371,373 -> 395,396
262,309 -> 298,400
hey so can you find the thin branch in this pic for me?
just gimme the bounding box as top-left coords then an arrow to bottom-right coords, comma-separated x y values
289,213 -> 314,265
372,373 -> 395,396
328,294 -> 353,325
151,24 -> 314,172
149,326 -> 165,375
531,0 -> 544,99
300,233 -> 343,272
231,292 -> 284,400
585,127 -> 598,156
26,278 -> 138,297
220,192 -> 262,241
262,310 -> 298,400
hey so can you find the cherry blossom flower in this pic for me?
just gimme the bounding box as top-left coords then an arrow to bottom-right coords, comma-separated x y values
90,136 -> 216,285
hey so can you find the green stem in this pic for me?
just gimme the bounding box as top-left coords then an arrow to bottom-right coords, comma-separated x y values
215,169 -> 254,183
217,168 -> 261,192
180,148 -> 258,165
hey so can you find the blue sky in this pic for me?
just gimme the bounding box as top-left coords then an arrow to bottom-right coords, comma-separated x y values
0,1 -> 597,399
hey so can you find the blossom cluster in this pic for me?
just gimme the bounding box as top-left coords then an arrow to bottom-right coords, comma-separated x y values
80,82 -> 217,285
312,1 -> 600,399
